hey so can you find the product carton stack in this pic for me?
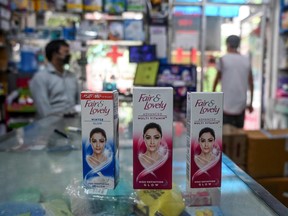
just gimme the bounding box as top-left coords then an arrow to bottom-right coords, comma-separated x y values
245,129 -> 288,207
222,124 -> 247,170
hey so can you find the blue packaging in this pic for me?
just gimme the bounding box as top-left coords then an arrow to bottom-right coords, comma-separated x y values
81,91 -> 119,189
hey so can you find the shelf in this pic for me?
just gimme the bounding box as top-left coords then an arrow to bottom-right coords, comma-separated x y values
86,40 -> 143,46
9,37 -> 143,46
84,11 -> 144,21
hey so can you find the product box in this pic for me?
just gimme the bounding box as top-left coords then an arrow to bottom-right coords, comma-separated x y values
222,124 -> 247,167
133,87 -> 173,189
127,0 -> 145,11
104,0 -> 125,14
124,20 -> 145,41
257,177 -> 288,208
246,129 -> 288,178
83,0 -> 102,11
81,91 -> 119,189
187,92 -> 223,188
67,0 -> 83,12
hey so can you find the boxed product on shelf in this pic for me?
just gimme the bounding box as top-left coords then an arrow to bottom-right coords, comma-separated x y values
246,129 -> 288,178
104,0 -> 125,14
83,0 -> 102,11
186,92 -> 223,189
133,87 -> 173,189
126,0 -> 145,11
257,177 -> 288,207
67,0 -> 83,12
222,124 -> 247,167
108,21 -> 124,40
124,20 -> 145,41
81,91 -> 119,189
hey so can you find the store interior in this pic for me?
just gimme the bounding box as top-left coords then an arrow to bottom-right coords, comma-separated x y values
0,0 -> 288,215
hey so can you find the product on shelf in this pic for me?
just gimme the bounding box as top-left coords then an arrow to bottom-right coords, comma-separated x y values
133,87 -> 173,189
124,20 -> 145,41
187,92 -> 223,188
83,0 -> 102,11
67,0 -> 83,12
104,0 -> 125,14
81,91 -> 119,189
129,44 -> 157,63
127,0 -> 145,11
108,21 -> 124,40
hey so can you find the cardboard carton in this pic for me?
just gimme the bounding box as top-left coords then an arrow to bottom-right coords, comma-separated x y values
246,129 -> 288,178
222,124 -> 247,167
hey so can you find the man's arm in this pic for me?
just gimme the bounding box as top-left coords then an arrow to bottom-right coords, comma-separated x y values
29,74 -> 52,118
213,71 -> 221,92
247,69 -> 254,113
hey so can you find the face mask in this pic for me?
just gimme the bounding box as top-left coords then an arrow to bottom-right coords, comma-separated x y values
62,54 -> 71,65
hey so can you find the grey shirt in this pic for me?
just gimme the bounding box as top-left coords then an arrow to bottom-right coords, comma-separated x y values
29,64 -> 80,118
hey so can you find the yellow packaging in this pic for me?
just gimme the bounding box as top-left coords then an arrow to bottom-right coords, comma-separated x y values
136,185 -> 185,216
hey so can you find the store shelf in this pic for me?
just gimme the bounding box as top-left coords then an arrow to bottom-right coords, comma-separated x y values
86,40 -> 143,46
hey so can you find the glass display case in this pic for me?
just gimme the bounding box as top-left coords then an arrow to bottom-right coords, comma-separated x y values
0,112 -> 287,215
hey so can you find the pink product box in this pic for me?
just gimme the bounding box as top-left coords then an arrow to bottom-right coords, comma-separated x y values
186,92 -> 223,188
81,91 -> 119,189
133,87 -> 173,189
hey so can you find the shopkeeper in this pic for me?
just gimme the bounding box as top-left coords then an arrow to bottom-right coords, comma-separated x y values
29,39 -> 80,118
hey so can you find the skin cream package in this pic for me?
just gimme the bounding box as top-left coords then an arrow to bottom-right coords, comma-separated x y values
81,91 -> 119,189
133,87 -> 173,189
186,92 -> 223,188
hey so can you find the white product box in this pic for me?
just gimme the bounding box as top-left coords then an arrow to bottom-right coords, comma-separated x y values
81,91 -> 119,189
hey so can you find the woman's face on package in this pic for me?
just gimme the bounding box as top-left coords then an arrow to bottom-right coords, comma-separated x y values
90,132 -> 106,154
144,128 -> 161,152
199,132 -> 214,154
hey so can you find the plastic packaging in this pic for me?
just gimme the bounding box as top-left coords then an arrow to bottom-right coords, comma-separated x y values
65,178 -> 137,216
135,184 -> 185,216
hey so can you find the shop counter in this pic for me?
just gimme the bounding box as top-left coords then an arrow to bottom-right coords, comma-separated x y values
0,115 -> 287,216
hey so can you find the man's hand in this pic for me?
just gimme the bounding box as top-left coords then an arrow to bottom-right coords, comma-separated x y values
246,104 -> 253,113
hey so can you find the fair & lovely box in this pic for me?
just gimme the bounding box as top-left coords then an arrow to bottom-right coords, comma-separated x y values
186,92 -> 223,188
133,87 -> 173,189
81,91 -> 119,189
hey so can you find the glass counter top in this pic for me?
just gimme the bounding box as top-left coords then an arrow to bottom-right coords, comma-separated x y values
0,115 -> 287,215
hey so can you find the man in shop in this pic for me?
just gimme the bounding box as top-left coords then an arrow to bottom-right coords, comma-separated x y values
213,35 -> 254,128
29,39 -> 79,118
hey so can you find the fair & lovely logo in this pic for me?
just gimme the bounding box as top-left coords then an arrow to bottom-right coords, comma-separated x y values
138,93 -> 167,111
84,100 -> 110,115
194,99 -> 220,115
